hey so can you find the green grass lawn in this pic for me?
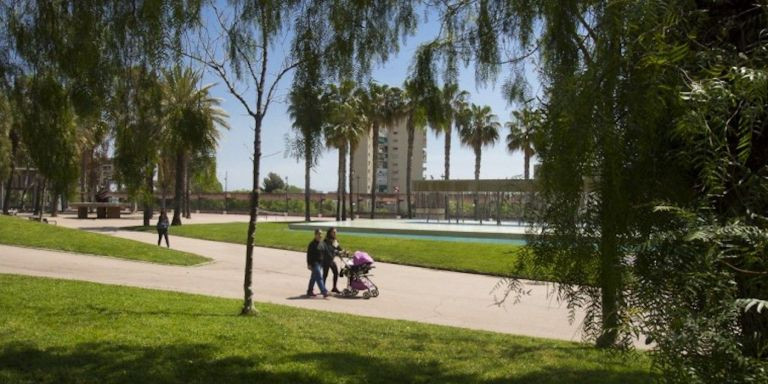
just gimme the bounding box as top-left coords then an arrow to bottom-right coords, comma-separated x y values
0,215 -> 208,265
133,222 -> 547,278
0,274 -> 655,384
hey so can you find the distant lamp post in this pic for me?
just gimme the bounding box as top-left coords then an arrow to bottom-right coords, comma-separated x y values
394,185 -> 400,218
284,176 -> 289,216
223,171 -> 228,214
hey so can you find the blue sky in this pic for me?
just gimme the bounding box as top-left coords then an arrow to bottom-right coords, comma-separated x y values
201,8 -> 539,192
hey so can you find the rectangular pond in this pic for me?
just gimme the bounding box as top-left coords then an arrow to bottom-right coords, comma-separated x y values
288,219 -> 534,245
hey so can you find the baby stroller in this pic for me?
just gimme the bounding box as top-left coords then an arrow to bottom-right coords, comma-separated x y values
338,250 -> 379,299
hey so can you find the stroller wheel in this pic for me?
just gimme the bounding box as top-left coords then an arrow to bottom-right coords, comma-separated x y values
363,291 -> 371,299
342,288 -> 352,297
371,288 -> 379,298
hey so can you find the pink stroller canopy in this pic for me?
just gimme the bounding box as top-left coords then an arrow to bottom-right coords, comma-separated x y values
353,251 -> 374,266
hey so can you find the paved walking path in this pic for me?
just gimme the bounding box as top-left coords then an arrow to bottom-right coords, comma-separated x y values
0,214 -> 590,343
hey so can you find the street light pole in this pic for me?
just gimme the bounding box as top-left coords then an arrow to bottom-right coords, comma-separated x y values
284,176 -> 288,216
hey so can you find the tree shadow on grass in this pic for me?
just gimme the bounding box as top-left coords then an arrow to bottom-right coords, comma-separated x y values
0,341 -> 655,384
0,341 -> 308,384
291,350 -> 656,384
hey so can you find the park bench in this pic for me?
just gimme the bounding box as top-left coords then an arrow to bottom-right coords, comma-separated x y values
69,202 -> 130,219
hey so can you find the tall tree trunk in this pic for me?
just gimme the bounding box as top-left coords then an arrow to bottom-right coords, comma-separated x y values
524,147 -> 531,180
50,190 -> 59,217
596,151 -> 622,348
336,148 -> 343,221
596,216 -> 621,348
370,122 -> 379,219
348,142 -> 355,221
143,163 -> 154,227
474,146 -> 481,221
2,162 -> 14,215
242,113 -> 264,316
33,181 -> 41,216
184,157 -> 191,219
444,126 -> 452,220
172,149 -> 184,226
80,151 -> 88,203
304,138 -> 311,222
38,183 -> 46,220
20,165 -> 31,210
406,118 -> 415,219
2,129 -> 18,214
340,144 -> 347,221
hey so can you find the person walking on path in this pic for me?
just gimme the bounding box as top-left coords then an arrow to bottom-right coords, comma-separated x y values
323,227 -> 341,293
156,209 -> 170,248
306,229 -> 329,298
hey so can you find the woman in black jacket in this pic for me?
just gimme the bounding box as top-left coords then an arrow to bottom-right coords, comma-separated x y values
322,227 -> 341,293
156,209 -> 170,247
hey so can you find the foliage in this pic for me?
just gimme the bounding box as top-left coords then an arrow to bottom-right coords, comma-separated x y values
162,66 -> 228,157
0,93 -> 12,182
635,211 -> 768,383
0,275 -> 656,384
0,215 -> 208,265
112,67 -> 164,202
189,152 -> 222,194
18,74 -> 79,200
287,46 -> 326,221
627,1 -> 768,379
161,65 -> 228,225
505,107 -> 543,180
262,172 -> 285,193
435,83 -> 469,180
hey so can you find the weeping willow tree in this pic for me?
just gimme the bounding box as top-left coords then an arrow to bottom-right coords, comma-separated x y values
18,74 -> 80,217
113,67 -> 165,226
414,0 -> 691,349
420,1 -> 768,375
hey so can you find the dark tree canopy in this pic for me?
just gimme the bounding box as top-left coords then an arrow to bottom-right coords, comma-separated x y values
262,172 -> 285,193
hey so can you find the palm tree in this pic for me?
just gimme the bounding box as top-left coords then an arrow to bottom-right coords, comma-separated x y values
435,83 -> 469,219
162,66 -> 229,226
458,104 -> 500,220
506,108 -> 542,180
346,84 -> 369,221
323,81 -> 367,221
287,77 -> 325,222
363,82 -> 389,219
436,83 -> 470,181
402,80 -> 431,219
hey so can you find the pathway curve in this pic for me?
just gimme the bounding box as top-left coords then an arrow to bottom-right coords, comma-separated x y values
0,214 -> 588,343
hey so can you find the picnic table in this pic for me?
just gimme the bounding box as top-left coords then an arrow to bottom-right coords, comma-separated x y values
69,202 -> 129,219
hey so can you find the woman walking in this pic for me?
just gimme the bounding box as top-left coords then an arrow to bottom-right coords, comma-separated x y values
306,229 -> 329,298
157,209 -> 170,247
323,227 -> 341,293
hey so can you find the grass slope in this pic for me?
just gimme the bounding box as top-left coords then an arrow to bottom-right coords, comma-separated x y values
0,215 -> 208,265
0,274 -> 655,384
136,222 -> 543,277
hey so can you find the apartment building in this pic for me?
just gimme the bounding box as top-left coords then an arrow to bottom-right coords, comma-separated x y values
350,119 -> 427,195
